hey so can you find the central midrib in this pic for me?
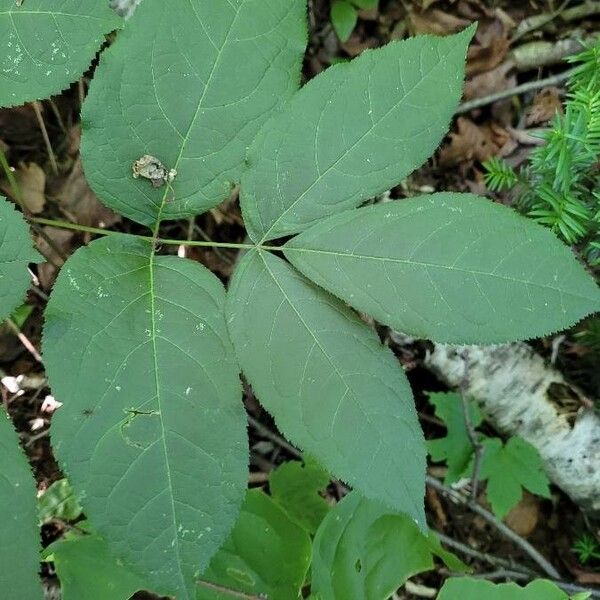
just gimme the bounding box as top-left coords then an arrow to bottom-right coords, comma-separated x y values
159,2 -> 244,216
283,245 -> 593,300
259,250 -> 422,517
147,199 -> 188,596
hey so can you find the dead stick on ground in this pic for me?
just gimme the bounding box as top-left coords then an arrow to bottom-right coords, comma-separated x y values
456,68 -> 575,115
5,318 -> 42,363
247,414 -> 302,459
434,530 -> 536,576
32,101 -> 58,176
462,393 -> 484,501
426,475 -> 561,579
561,0 -> 600,21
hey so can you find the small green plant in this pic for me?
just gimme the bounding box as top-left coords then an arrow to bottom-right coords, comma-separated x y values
484,41 -> 600,265
428,393 -> 550,518
330,0 -> 378,42
0,2 -> 599,598
573,533 -> 600,565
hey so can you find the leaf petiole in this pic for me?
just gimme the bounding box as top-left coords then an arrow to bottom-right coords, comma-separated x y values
29,216 -> 268,252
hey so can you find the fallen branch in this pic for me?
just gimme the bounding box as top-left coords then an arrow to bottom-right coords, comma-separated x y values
561,0 -> 600,21
456,68 -> 574,114
426,475 -> 561,579
434,530 -> 535,576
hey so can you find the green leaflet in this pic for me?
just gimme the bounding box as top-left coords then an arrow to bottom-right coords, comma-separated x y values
10,302 -> 34,330
331,1 -> 358,42
427,393 -> 482,484
38,478 -> 83,525
270,458 -> 331,535
311,491 -> 467,600
0,1 -> 120,108
0,409 -> 43,600
43,235 -> 247,600
81,0 -> 307,226
285,193 -> 600,344
199,490 -> 312,599
437,578 -> 583,599
0,196 -> 41,322
477,437 -> 551,519
44,528 -> 148,600
241,26 -> 475,242
227,250 -> 426,527
426,393 -> 551,516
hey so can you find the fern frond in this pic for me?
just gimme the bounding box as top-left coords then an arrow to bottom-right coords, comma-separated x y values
567,40 -> 600,90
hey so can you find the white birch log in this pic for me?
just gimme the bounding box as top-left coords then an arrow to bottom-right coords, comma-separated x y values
421,341 -> 600,517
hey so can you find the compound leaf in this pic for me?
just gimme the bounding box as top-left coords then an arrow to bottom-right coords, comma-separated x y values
427,392 -> 482,484
478,437 -> 551,519
199,489 -> 312,599
0,196 -> 40,323
312,491 -> 466,600
0,1 -> 120,108
45,528 -> 147,600
285,193 -> 600,344
438,578 -> 577,599
0,409 -> 43,600
82,0 -> 307,226
227,250 -> 426,527
241,26 -> 475,242
269,457 -> 331,534
43,235 -> 247,600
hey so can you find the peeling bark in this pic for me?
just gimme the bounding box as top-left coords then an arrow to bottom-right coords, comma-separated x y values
421,342 -> 600,517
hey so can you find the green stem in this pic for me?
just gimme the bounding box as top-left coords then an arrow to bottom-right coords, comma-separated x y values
0,147 -> 22,205
29,216 -> 266,251
159,236 -> 259,251
30,217 -> 124,238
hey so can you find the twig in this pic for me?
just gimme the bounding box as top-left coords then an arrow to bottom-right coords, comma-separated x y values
47,98 -> 67,136
404,581 -> 437,598
77,78 -> 86,111
25,428 -> 49,447
5,318 -> 42,363
32,101 -> 58,176
435,530 -> 536,576
197,579 -> 263,599
470,568 -> 532,581
29,284 -> 48,303
511,0 -> 572,43
561,0 -> 600,21
456,68 -> 576,114
553,581 -> 600,598
247,415 -> 302,459
426,475 -> 561,579
460,391 -> 483,501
